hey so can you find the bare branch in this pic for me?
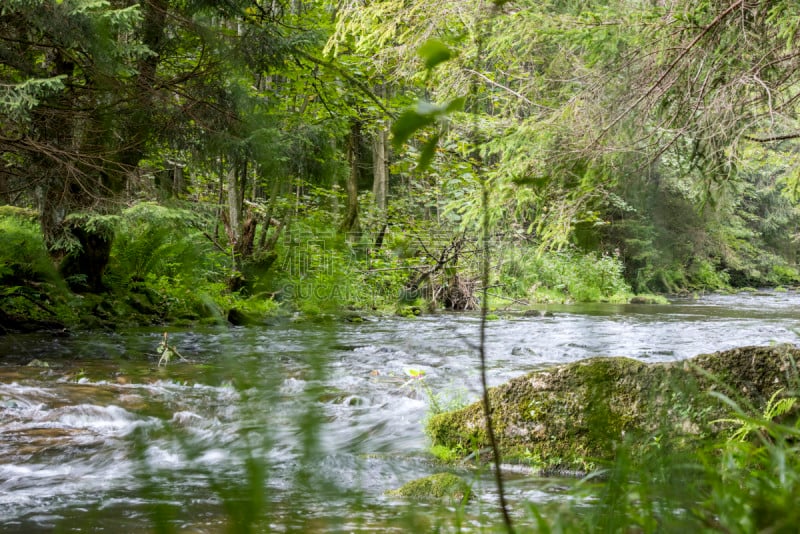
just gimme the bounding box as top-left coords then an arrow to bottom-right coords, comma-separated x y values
743,132 -> 800,143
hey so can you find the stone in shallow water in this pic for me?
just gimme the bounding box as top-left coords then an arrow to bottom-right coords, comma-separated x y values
386,472 -> 471,503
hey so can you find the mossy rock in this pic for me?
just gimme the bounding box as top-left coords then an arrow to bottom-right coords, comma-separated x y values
386,472 -> 471,503
523,309 -> 554,318
427,345 -> 800,473
126,292 -> 159,316
396,305 -> 422,318
343,311 -> 365,323
227,307 -> 262,326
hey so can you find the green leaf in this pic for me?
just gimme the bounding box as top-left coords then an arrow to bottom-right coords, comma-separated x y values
391,109 -> 436,148
445,97 -> 465,113
417,134 -> 441,171
418,39 -> 453,70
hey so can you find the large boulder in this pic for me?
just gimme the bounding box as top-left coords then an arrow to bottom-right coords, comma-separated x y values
427,345 -> 800,473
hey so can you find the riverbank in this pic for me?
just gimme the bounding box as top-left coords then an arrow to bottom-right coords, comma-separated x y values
2,204 -> 797,335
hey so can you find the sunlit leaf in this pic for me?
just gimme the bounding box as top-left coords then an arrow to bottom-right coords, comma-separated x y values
418,39 -> 453,70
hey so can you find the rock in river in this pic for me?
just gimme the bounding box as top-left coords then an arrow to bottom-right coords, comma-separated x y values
427,344 -> 800,473
386,472 -> 471,503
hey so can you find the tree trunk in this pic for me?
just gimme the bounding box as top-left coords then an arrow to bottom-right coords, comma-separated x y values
0,172 -> 9,205
340,120 -> 361,236
372,127 -> 389,213
226,164 -> 242,258
117,0 -> 167,170
173,165 -> 184,196
35,49 -> 80,252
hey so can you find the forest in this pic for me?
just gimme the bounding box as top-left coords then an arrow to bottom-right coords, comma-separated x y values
2,0 -> 800,330
3,2 -> 800,532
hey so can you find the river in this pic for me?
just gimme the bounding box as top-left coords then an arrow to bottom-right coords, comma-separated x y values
1,291 -> 799,531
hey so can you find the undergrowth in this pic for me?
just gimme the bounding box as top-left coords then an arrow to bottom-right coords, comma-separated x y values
0,210 -> 74,328
498,246 -> 632,303
2,198 -> 775,330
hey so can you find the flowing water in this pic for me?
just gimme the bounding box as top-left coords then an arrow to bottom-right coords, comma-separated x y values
1,291 -> 799,531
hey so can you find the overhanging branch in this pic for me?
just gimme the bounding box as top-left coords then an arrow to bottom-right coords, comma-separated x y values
743,132 -> 800,143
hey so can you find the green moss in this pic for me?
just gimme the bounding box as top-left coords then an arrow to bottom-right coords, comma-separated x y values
386,473 -> 471,503
300,303 -> 322,316
427,345 -> 800,473
429,444 -> 462,462
396,305 -> 422,318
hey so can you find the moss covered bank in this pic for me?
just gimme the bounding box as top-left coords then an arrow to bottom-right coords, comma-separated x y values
427,345 -> 800,473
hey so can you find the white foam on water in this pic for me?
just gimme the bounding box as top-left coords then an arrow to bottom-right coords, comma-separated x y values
52,404 -> 146,435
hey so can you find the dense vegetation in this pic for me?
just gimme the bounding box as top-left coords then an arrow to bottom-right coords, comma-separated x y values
3,2 -> 800,532
3,0 -> 800,330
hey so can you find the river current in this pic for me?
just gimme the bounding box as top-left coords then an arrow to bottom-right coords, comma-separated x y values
0,291 -> 798,531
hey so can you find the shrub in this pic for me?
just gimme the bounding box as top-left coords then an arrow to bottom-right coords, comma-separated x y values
0,210 -> 72,326
499,246 -> 631,303
105,202 -> 228,318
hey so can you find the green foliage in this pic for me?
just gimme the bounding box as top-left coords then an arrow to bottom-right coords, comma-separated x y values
716,388 -> 797,443
391,99 -> 465,149
6,0 -> 800,529
268,211 -> 367,313
540,385 -> 800,533
108,203 -> 207,284
418,39 -> 454,70
2,0 -> 800,317
0,210 -> 74,326
499,245 -> 631,303
418,346 -> 800,532
0,75 -> 66,122
105,202 -> 228,319
429,444 -> 462,463
0,212 -> 58,284
689,260 -> 730,292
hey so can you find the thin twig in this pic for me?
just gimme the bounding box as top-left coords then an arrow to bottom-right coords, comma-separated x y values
464,68 -> 551,110
743,132 -> 800,143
